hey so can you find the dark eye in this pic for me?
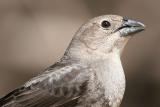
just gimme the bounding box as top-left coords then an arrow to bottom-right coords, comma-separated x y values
101,20 -> 111,28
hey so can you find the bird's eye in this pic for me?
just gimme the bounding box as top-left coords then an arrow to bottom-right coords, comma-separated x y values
101,20 -> 111,28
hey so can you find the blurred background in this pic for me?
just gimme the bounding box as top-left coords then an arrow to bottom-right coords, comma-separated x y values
0,0 -> 159,107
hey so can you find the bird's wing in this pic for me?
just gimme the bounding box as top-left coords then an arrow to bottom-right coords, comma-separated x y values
0,63 -> 89,107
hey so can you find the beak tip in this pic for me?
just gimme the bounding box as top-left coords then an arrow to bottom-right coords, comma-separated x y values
138,21 -> 146,28
117,18 -> 146,36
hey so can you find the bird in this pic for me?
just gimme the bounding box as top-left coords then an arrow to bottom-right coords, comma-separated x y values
0,15 -> 145,107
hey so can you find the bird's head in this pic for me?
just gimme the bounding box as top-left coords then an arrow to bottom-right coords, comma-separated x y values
67,15 -> 145,60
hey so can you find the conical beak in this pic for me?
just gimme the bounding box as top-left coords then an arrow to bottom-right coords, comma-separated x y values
115,18 -> 145,37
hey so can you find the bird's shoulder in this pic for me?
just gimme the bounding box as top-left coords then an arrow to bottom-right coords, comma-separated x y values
25,61 -> 89,87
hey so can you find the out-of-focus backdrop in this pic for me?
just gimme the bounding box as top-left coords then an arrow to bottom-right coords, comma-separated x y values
0,0 -> 159,107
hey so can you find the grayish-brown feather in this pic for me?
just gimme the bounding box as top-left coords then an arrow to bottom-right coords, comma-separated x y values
0,15 -> 145,107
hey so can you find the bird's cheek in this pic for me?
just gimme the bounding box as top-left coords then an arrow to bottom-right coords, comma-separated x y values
79,36 -> 102,50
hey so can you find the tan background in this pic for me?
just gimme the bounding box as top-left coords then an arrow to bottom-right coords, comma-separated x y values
0,0 -> 159,107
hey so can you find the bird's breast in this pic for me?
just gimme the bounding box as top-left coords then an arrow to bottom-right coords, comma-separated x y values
89,53 -> 126,107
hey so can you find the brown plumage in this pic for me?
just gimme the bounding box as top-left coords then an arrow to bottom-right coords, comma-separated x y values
0,15 -> 145,107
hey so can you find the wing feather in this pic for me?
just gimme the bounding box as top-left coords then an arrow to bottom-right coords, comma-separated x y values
0,63 -> 89,107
